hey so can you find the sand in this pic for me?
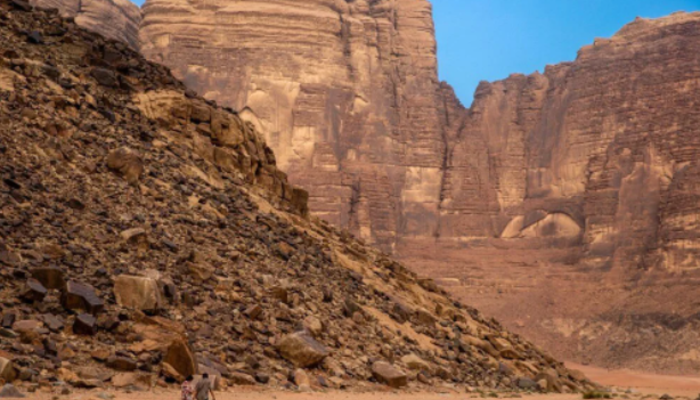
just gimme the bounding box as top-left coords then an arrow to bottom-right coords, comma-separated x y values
25,364 -> 700,400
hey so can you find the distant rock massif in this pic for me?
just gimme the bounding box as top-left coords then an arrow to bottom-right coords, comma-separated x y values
20,0 -> 700,373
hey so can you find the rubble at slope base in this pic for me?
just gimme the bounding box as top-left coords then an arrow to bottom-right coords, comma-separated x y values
0,0 -> 594,394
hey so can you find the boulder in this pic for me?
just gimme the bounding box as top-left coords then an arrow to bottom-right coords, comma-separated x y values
164,339 -> 197,379
112,373 -> 153,390
401,354 -> 431,373
73,314 -> 97,335
517,377 -> 539,390
371,361 -> 407,389
229,372 -> 256,386
0,358 -> 16,382
20,279 -> 46,303
0,384 -> 23,398
106,356 -> 137,372
106,147 -> 143,184
293,368 -> 311,391
113,275 -> 161,311
61,281 -> 104,315
277,332 -> 329,368
30,266 -> 65,290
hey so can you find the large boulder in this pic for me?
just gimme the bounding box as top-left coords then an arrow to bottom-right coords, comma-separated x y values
371,361 -> 407,389
0,358 -> 16,382
276,332 -> 329,368
61,281 -> 104,315
113,275 -> 161,311
163,339 -> 197,379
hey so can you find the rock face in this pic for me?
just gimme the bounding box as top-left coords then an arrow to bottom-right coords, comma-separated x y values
139,0 -> 453,250
29,0 -> 141,49
139,0 -> 700,273
442,12 -> 700,272
0,0 -> 590,392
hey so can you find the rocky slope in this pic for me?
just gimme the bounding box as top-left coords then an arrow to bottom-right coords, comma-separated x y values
0,0 -> 592,394
24,0 -> 700,374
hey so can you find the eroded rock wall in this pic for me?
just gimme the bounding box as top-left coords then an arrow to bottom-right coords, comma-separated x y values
449,12 -> 700,273
139,0 -> 451,250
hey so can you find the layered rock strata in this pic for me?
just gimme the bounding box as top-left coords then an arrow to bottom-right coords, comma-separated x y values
139,0 -> 454,250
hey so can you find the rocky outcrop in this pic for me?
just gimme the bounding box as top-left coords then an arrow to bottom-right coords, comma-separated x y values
29,0 -> 141,49
0,0 -> 592,393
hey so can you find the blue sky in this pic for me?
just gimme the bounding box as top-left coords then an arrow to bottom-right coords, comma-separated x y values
129,0 -> 699,105
433,0 -> 700,105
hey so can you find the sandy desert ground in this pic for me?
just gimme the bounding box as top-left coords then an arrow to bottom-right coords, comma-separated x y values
25,364 -> 700,400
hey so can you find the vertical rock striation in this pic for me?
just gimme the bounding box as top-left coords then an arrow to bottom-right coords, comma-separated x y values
140,0 -> 451,250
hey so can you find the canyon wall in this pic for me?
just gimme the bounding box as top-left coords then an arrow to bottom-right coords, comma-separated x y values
29,0 -> 141,48
448,12 -> 700,274
139,0 -> 455,250
139,1 -> 700,277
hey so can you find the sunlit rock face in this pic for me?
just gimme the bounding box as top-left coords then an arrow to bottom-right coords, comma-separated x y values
139,0 -> 452,250
139,2 -> 700,274
30,0 -> 142,49
449,12 -> 700,272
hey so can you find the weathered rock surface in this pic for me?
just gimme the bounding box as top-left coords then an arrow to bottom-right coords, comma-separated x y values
29,0 -> 141,49
277,332 -> 328,368
139,0 -> 453,249
113,275 -> 161,311
0,0 -> 590,392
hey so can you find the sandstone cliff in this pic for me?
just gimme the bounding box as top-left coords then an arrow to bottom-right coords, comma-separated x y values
139,0 -> 453,250
29,0 -> 141,49
138,1 -> 700,275
0,0 -> 592,393
446,12 -> 700,272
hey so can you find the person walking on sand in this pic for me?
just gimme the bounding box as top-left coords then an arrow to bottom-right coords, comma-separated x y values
195,373 -> 216,400
181,376 -> 194,400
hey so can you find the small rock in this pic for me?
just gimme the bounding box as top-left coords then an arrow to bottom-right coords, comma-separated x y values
20,279 -> 47,303
277,332 -> 329,368
61,281 -> 104,314
26,31 -> 43,45
107,147 -> 143,184
106,356 -> 137,372
229,372 -> 256,386
293,369 -> 311,391
0,384 -> 24,398
91,67 -> 117,87
113,275 -> 161,311
371,361 -> 407,389
73,313 -> 97,336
